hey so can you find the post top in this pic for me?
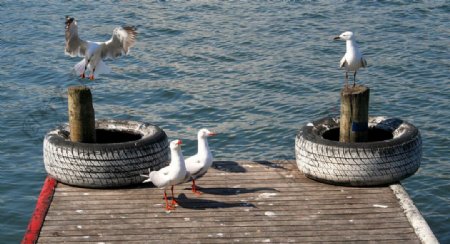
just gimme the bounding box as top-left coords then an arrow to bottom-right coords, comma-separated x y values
68,86 -> 91,92
341,84 -> 369,95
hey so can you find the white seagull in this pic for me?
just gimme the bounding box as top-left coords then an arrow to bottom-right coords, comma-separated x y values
334,31 -> 367,87
64,16 -> 137,80
185,128 -> 216,195
141,139 -> 190,211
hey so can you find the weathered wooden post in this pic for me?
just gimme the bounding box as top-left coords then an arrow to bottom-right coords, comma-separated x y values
68,86 -> 96,143
339,85 -> 369,142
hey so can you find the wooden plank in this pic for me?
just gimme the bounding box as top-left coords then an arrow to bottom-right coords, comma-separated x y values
37,231 -> 419,243
36,160 -> 422,243
39,222 -> 414,236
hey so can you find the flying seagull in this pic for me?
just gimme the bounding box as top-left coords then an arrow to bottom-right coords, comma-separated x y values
334,31 -> 367,87
64,16 -> 137,80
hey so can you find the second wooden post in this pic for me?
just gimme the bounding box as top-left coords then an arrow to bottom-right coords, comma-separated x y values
68,86 -> 96,143
340,85 -> 370,143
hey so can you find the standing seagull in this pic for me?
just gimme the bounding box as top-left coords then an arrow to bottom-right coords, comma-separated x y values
185,128 -> 216,195
141,140 -> 190,211
334,31 -> 367,87
64,16 -> 137,80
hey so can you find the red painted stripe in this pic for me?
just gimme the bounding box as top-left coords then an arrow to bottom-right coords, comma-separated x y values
22,176 -> 57,244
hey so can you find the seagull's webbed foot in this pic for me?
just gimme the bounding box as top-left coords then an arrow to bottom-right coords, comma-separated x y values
171,198 -> 179,207
89,68 -> 96,80
163,190 -> 176,211
165,204 -> 176,211
80,73 -> 85,79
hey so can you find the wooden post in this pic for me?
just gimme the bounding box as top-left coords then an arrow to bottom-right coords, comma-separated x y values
339,85 -> 369,143
68,86 -> 96,143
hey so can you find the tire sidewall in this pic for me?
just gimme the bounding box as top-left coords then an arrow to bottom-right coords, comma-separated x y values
295,116 -> 422,186
43,119 -> 169,188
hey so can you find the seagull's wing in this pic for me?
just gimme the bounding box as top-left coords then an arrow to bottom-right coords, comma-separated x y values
65,31 -> 87,57
360,57 -> 367,68
339,56 -> 347,68
185,155 -> 204,176
148,167 -> 170,188
101,26 -> 137,60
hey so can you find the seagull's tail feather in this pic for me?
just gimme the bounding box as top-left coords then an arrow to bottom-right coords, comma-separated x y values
94,60 -> 112,75
141,168 -> 152,183
73,59 -> 87,76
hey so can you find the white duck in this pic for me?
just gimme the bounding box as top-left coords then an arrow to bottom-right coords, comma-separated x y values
64,16 -> 137,80
334,31 -> 367,87
141,139 -> 189,211
185,128 -> 216,195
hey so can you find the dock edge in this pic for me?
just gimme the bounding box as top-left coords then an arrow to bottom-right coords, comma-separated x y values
22,176 -> 57,244
390,184 -> 439,244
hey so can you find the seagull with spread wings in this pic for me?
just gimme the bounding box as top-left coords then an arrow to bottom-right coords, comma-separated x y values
64,16 -> 137,80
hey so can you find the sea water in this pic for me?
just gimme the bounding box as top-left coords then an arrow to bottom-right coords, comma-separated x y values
0,1 -> 448,242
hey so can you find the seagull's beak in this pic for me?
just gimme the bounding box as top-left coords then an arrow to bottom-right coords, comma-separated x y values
177,140 -> 182,145
333,36 -> 340,40
208,132 -> 217,136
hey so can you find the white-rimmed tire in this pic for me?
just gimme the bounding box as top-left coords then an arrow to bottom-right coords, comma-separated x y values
295,116 -> 421,186
43,120 -> 169,188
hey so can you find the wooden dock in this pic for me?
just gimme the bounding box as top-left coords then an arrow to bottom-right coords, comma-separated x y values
24,160 -> 436,243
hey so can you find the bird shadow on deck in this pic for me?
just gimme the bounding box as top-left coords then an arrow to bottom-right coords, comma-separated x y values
175,193 -> 256,210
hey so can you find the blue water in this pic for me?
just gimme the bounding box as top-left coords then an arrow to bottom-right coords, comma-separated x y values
1,1 -> 449,242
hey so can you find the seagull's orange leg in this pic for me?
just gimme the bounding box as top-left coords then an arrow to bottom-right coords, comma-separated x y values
192,179 -> 202,196
89,68 -> 95,80
164,190 -> 175,211
81,59 -> 90,79
170,186 -> 178,207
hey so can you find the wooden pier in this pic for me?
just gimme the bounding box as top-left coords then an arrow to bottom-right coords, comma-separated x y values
24,160 -> 436,243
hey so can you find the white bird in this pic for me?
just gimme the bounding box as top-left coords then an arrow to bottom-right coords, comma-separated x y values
185,128 -> 216,195
141,139 -> 190,211
334,31 -> 367,87
64,16 -> 137,80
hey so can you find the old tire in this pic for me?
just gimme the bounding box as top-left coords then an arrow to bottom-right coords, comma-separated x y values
43,120 -> 169,188
295,116 -> 421,186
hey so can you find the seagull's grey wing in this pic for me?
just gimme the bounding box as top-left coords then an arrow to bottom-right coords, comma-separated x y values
65,30 -> 87,57
101,26 -> 137,59
185,155 -> 203,176
179,171 -> 192,184
361,57 -> 367,68
339,56 -> 347,68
